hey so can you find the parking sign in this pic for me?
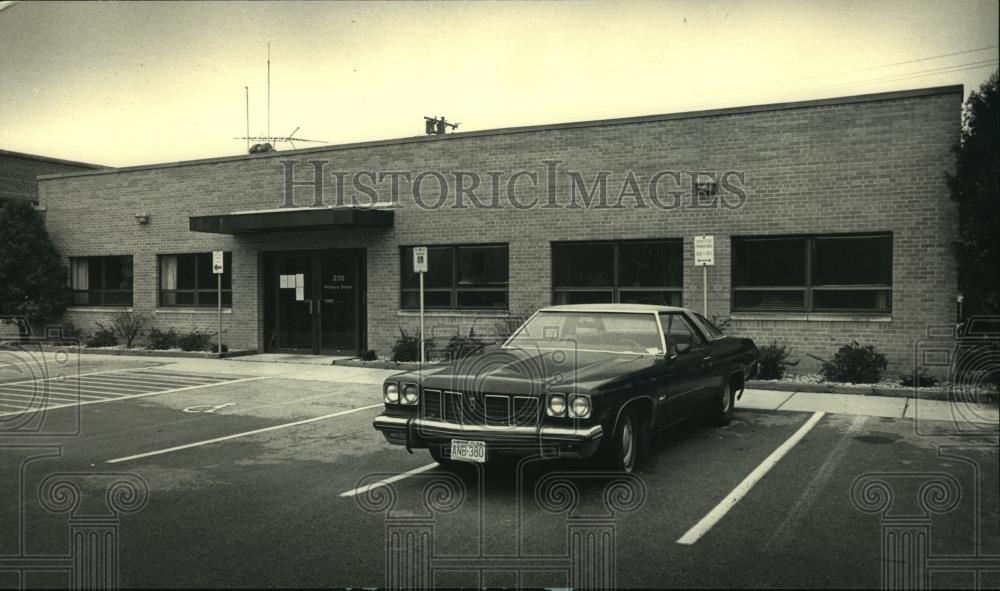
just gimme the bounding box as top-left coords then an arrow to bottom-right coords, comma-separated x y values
413,247 -> 428,273
212,251 -> 225,274
694,236 -> 715,266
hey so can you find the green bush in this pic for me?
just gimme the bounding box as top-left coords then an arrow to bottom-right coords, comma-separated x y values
900,368 -> 940,388
442,328 -> 486,361
146,328 -> 179,350
177,330 -> 213,352
0,199 -> 72,325
86,325 -> 118,348
813,341 -> 888,384
210,343 -> 229,354
391,328 -> 434,362
360,349 -> 377,361
756,342 -> 799,380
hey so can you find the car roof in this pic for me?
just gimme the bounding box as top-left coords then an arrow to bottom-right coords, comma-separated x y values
541,303 -> 692,314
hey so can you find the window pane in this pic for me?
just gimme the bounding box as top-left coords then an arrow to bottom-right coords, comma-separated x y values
457,245 -> 508,287
554,290 -> 613,305
618,241 -> 682,287
813,289 -> 890,311
104,291 -> 133,306
175,254 -> 197,290
662,313 -> 704,354
457,290 -> 507,309
733,238 -> 806,287
88,259 -> 103,290
619,290 -> 682,306
196,253 -> 215,290
401,247 -> 453,289
161,292 -> 177,307
173,292 -> 195,306
732,290 -> 805,310
402,290 -> 451,309
812,235 -> 891,285
552,243 -> 614,288
104,256 -> 133,291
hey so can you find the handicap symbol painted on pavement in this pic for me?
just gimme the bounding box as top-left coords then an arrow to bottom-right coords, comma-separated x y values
183,403 -> 236,414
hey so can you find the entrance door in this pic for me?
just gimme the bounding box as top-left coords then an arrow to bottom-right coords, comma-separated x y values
270,249 -> 365,355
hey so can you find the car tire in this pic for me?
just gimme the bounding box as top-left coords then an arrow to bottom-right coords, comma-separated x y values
709,381 -> 735,426
601,409 -> 640,473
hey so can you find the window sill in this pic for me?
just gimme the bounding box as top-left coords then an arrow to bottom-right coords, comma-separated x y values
66,307 -> 133,313
730,313 -> 892,322
397,309 -> 510,318
155,308 -> 233,315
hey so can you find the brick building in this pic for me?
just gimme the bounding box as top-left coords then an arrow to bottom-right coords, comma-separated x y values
1,149 -> 104,203
37,85 -> 962,372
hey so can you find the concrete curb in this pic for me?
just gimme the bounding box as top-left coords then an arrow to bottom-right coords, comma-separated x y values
747,379 -> 998,403
5,343 -> 258,360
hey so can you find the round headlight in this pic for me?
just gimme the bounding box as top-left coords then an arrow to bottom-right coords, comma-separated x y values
547,394 -> 566,416
384,383 -> 399,404
569,395 -> 591,418
402,384 -> 419,405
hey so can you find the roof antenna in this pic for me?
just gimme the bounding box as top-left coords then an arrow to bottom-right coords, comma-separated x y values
267,42 -> 271,140
244,86 -> 250,154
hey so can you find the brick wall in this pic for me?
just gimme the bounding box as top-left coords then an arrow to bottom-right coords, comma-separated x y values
39,87 -> 962,374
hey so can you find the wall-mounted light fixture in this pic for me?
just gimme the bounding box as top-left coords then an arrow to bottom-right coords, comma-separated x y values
135,213 -> 150,225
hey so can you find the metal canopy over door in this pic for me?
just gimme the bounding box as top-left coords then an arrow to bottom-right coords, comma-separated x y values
269,249 -> 365,355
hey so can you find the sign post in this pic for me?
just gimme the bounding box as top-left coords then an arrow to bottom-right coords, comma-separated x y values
212,251 -> 225,355
693,236 -> 715,317
413,247 -> 428,368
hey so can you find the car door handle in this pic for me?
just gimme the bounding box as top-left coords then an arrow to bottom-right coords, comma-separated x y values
702,355 -> 713,367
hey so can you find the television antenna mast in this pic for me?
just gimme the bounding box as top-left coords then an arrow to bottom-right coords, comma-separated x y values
235,43 -> 327,152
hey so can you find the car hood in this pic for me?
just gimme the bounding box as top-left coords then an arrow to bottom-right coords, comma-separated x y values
404,347 -> 659,396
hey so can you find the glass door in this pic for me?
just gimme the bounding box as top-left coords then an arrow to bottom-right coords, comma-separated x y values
276,255 -> 314,352
319,252 -> 360,354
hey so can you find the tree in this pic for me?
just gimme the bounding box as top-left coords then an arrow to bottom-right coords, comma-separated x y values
0,199 -> 72,332
947,71 -> 1000,316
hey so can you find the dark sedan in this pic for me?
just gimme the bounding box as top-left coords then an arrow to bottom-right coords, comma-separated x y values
373,304 -> 759,472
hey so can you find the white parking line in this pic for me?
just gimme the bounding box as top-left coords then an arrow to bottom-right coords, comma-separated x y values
676,411 -> 825,545
106,403 -> 383,464
339,463 -> 439,498
0,375 -> 274,418
0,365 -> 163,388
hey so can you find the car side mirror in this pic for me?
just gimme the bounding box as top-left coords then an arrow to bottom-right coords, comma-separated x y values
674,342 -> 692,355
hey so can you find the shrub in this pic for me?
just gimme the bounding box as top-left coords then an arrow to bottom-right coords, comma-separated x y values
812,341 -> 888,384
210,343 -> 229,354
0,199 -> 72,325
108,309 -> 146,349
709,315 -> 733,333
442,328 -> 486,361
900,368 -> 940,388
177,330 -> 213,352
86,325 -> 118,348
391,328 -> 434,362
756,342 -> 799,380
360,349 -> 377,361
146,328 -> 179,350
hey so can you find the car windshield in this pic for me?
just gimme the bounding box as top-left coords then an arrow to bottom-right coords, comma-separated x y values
505,311 -> 663,355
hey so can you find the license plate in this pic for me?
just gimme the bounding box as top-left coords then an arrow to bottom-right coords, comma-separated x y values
450,439 -> 486,463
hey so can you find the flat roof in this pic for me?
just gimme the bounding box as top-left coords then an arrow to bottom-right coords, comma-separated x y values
38,84 -> 962,181
189,206 -> 394,234
0,149 -> 105,170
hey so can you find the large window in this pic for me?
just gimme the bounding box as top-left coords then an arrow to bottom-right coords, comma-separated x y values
159,252 -> 232,308
400,244 -> 508,310
732,233 -> 892,313
70,256 -> 133,306
552,240 -> 683,306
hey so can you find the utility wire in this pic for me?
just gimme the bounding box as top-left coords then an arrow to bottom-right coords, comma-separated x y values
802,45 -> 999,80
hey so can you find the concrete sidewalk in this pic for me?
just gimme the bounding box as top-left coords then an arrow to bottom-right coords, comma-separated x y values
739,388 -> 999,426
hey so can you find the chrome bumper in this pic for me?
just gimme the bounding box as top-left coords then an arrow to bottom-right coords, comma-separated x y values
372,414 -> 604,457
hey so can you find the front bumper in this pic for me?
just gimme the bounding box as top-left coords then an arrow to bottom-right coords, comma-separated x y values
373,415 -> 605,460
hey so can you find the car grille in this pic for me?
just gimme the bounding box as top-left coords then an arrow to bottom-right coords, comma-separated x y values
421,389 -> 540,427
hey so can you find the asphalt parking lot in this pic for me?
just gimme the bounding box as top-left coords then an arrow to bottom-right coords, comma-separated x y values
1,351 -> 997,588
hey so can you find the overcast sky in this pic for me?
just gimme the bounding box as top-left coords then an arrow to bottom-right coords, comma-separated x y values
1,0 -> 997,167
